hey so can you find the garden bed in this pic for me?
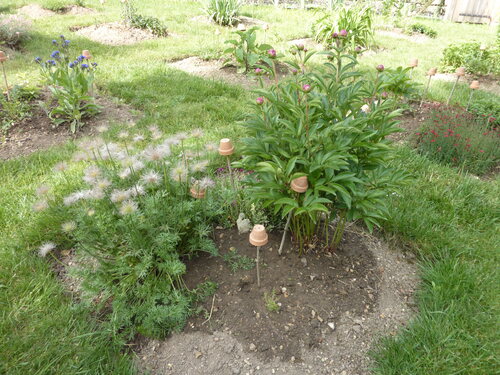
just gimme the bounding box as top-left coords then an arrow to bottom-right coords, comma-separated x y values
74,22 -> 158,46
136,226 -> 418,375
0,95 -> 136,160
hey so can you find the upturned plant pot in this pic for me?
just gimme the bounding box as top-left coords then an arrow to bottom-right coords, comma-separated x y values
190,186 -> 206,199
470,80 -> 480,90
455,67 -> 466,77
82,50 -> 92,59
290,176 -> 308,193
427,68 -> 437,76
0,51 -> 7,63
218,138 -> 234,156
249,224 -> 268,247
409,58 -> 418,68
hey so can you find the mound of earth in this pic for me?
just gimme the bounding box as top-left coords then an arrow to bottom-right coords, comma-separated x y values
60,5 -> 95,15
0,94 -> 137,160
75,22 -> 157,46
137,226 -> 418,375
17,4 -> 55,19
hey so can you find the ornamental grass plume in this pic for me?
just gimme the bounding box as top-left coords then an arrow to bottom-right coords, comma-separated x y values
170,163 -> 188,182
119,200 -> 138,215
61,221 -> 77,233
191,160 -> 209,173
35,185 -> 51,197
110,189 -> 131,203
32,200 -> 49,212
141,170 -> 162,186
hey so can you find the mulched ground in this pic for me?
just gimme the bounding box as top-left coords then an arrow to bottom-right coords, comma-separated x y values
0,93 -> 136,160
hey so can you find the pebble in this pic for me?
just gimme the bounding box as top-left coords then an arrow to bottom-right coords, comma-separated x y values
301,257 -> 308,266
249,343 -> 256,351
328,322 -> 336,330
194,351 -> 202,358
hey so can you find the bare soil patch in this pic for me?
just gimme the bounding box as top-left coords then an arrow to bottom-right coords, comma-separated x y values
433,73 -> 500,96
168,57 -> 288,89
377,29 -> 429,44
137,226 -> 418,375
60,5 -> 95,15
191,15 -> 269,29
0,94 -> 137,160
17,4 -> 55,19
75,22 -> 157,46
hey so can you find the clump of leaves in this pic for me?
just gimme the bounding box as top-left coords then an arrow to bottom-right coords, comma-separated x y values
237,38 -> 408,253
313,5 -> 374,50
414,104 -> 499,175
264,289 -> 280,312
0,84 -> 38,132
222,247 -> 255,273
0,15 -> 31,48
380,66 -> 420,105
224,26 -> 274,73
441,41 -> 499,76
35,35 -> 99,133
405,23 -> 437,38
121,0 -> 168,37
203,0 -> 241,26
468,97 -> 499,127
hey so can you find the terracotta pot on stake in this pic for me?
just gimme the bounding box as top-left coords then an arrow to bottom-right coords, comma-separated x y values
447,67 -> 466,105
82,50 -> 94,97
409,58 -> 418,78
249,225 -> 269,287
420,67 -> 437,108
190,185 -> 206,199
278,176 -> 308,255
0,51 -> 10,101
466,80 -> 480,110
219,138 -> 235,189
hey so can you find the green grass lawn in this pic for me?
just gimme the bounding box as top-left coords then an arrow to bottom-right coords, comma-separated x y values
1,1 -> 499,374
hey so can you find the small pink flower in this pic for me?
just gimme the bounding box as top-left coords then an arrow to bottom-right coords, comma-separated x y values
256,97 -> 264,105
339,29 -> 348,37
267,49 -> 277,58
255,67 -> 263,75
376,64 -> 385,72
302,84 -> 312,93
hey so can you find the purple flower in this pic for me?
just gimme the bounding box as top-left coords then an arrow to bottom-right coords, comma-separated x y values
63,39 -> 70,46
34,57 -> 42,63
59,34 -> 65,39
46,60 -> 56,66
81,63 -> 89,69
52,39 -> 58,45
296,43 -> 304,51
267,49 -> 277,58
332,32 -> 339,39
256,97 -> 264,105
355,46 -> 362,53
339,29 -> 348,37
69,61 -> 76,68
302,84 -> 312,93
51,50 -> 60,58
376,64 -> 385,72
91,62 -> 98,67
77,55 -> 85,62
381,91 -> 389,99
291,68 -> 298,75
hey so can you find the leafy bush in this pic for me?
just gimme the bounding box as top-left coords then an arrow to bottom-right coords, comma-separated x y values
441,41 -> 500,76
313,5 -> 374,50
406,22 -> 437,38
121,0 -> 168,37
468,97 -> 500,127
34,127 -> 227,338
414,104 -> 499,175
0,15 -> 31,48
380,66 -> 420,103
224,26 -> 274,73
0,84 -> 38,132
237,40 -> 407,252
203,0 -> 241,26
35,35 -> 100,132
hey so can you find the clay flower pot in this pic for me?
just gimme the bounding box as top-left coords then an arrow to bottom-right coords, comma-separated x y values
190,186 -> 206,199
218,138 -> 234,156
82,50 -> 92,59
427,67 -> 437,76
0,51 -> 7,63
291,176 -> 308,193
409,58 -> 418,68
470,80 -> 480,90
249,224 -> 268,247
455,67 -> 466,77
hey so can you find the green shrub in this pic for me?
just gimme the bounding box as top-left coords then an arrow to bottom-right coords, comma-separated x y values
121,0 -> 168,37
0,14 -> 31,48
0,84 -> 38,132
203,0 -> 241,26
414,104 -> 499,175
237,40 -> 408,253
34,128 -> 227,338
224,26 -> 274,73
468,97 -> 500,127
313,5 -> 374,50
380,66 -> 420,103
406,22 -> 437,38
441,41 -> 500,76
35,35 -> 99,133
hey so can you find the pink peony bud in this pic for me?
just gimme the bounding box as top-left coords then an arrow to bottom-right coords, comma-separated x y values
291,68 -> 298,75
381,91 -> 389,99
332,32 -> 339,39
255,67 -> 263,75
256,97 -> 264,105
267,49 -> 277,58
339,29 -> 348,37
376,64 -> 384,72
302,84 -> 312,93
296,43 -> 304,51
